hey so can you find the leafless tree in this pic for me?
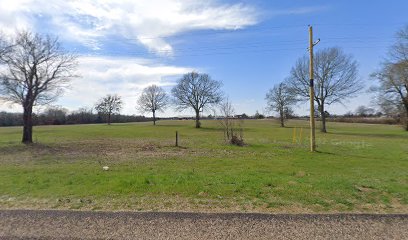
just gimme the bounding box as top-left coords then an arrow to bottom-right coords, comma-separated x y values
0,31 -> 77,143
371,25 -> 408,130
287,47 -> 361,132
265,82 -> 297,127
390,25 -> 408,63
172,71 -> 223,128
219,98 -> 244,146
95,94 -> 123,125
0,33 -> 10,57
372,62 -> 408,130
219,98 -> 235,141
137,85 -> 168,125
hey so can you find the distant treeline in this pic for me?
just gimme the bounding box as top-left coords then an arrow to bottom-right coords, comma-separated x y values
1,105 -> 403,127
327,117 -> 399,125
0,107 -> 150,127
292,106 -> 403,125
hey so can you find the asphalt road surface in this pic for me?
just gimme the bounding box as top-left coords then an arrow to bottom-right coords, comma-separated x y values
0,210 -> 407,239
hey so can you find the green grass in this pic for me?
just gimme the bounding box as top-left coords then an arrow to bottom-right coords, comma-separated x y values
0,119 -> 407,213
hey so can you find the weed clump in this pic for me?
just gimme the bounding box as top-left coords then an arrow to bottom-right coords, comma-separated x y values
230,135 -> 245,146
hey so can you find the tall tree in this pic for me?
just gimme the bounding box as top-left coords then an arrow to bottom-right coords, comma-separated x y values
287,47 -> 361,132
95,94 -> 123,125
372,25 -> 408,130
172,72 -> 223,128
0,31 -> 77,143
265,82 -> 297,127
137,85 -> 168,125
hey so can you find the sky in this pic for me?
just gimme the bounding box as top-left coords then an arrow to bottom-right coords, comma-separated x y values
0,0 -> 407,117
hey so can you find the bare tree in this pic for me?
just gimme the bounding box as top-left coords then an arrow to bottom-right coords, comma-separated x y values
172,72 -> 223,128
0,33 -> 10,57
219,98 -> 244,146
265,82 -> 297,127
372,62 -> 408,130
390,25 -> 408,63
137,85 -> 168,125
287,47 -> 361,132
0,31 -> 77,143
371,25 -> 408,130
95,94 -> 123,125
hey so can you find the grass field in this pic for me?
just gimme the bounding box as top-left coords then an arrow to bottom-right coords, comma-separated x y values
0,119 -> 407,213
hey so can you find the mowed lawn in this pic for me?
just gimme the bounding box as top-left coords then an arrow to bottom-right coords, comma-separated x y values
0,119 -> 407,213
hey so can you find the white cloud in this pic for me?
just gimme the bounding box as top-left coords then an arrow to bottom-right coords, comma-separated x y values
0,1 -> 329,116
59,56 -> 192,114
0,0 -> 259,54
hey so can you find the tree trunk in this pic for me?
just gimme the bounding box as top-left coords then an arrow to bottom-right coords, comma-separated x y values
22,105 -> 33,144
153,110 -> 156,125
405,116 -> 408,131
107,112 -> 111,125
279,109 -> 285,127
195,109 -> 201,128
320,103 -> 327,133
404,105 -> 408,131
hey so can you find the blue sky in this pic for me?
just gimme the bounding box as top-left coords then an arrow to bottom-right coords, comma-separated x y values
0,0 -> 407,117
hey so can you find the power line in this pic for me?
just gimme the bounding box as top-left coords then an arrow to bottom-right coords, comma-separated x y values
128,22 -> 406,40
88,38 -> 394,57
70,21 -> 405,58
86,44 -> 392,59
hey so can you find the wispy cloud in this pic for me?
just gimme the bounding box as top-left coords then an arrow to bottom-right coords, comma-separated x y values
0,0 -> 258,114
269,6 -> 329,17
0,0 -> 259,54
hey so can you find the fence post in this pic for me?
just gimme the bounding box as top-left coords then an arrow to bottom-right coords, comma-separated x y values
176,131 -> 178,147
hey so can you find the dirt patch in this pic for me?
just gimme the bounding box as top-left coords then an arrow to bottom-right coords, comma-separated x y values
0,139 -> 218,164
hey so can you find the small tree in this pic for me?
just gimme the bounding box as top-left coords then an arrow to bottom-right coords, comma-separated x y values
219,99 -> 244,146
95,94 -> 123,125
0,31 -> 77,143
172,72 -> 223,128
137,85 -> 168,125
265,82 -> 297,127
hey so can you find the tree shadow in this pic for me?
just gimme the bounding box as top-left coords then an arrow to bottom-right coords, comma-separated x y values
326,131 -> 407,139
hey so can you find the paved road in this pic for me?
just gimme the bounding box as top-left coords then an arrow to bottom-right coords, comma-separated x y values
0,210 -> 407,239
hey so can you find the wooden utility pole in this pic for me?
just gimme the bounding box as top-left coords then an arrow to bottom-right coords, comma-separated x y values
308,26 -> 319,152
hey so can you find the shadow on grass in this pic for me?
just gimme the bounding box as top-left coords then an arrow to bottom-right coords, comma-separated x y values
0,142 -> 65,159
198,127 -> 223,132
314,150 -> 335,155
326,131 -> 407,139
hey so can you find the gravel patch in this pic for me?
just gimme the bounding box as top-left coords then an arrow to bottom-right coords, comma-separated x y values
0,210 -> 407,239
